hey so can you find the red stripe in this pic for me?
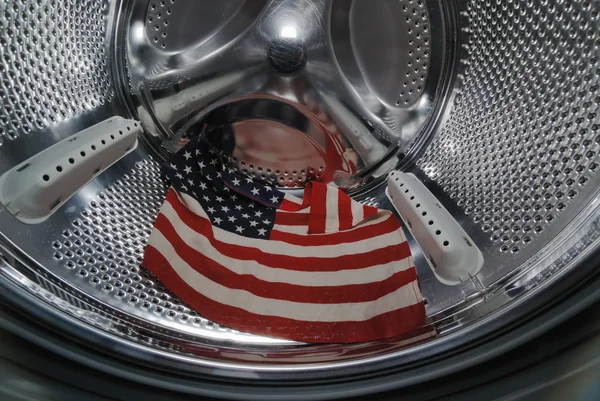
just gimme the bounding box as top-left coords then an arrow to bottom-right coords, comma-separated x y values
279,197 -> 307,212
338,191 -> 353,231
279,197 -> 301,211
363,204 -> 379,219
273,211 -> 309,226
307,182 -> 328,234
271,214 -> 401,246
142,246 -> 426,343
166,191 -> 411,271
154,214 -> 418,303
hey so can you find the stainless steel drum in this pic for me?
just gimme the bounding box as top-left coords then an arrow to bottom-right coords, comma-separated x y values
1,0 -> 600,398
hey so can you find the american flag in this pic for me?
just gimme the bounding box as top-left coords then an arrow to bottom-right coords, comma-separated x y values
142,136 -> 426,343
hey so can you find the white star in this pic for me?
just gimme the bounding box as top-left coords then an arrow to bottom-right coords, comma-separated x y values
205,174 -> 212,181
175,173 -> 184,180
262,219 -> 271,225
202,195 -> 210,202
192,191 -> 198,197
228,168 -> 236,174
255,211 -> 263,217
199,182 -> 207,190
230,194 -> 238,201
228,216 -> 237,223
235,226 -> 245,233
257,228 -> 267,236
245,177 -> 254,184
170,163 -> 178,170
251,187 -> 260,196
270,195 -> 279,203
216,172 -> 221,178
198,161 -> 206,169
249,220 -> 258,227
235,205 -> 243,211
183,151 -> 192,160
232,178 -> 241,186
187,179 -> 195,186
264,186 -> 272,192
223,186 -> 230,192
215,196 -> 224,202
180,184 -> 188,191
207,206 -> 215,213
221,206 -> 230,213
241,213 -> 250,219
183,165 -> 192,174
209,148 -> 217,154
210,159 -> 218,166
213,217 -> 222,225
248,203 -> 255,209
195,148 -> 201,156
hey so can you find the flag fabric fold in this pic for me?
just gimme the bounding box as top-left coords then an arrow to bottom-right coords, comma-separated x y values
142,135 -> 426,343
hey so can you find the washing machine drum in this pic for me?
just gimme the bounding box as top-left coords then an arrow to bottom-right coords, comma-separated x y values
1,0 -> 600,399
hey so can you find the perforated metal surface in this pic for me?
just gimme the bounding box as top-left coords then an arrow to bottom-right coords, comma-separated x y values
144,0 -> 247,51
53,160 -> 196,325
0,0 -> 114,146
145,0 -> 172,50
52,159 -> 164,295
46,157 -> 287,342
360,196 -> 380,208
233,157 -> 326,188
418,0 -> 600,256
336,0 -> 432,109
397,0 -> 431,106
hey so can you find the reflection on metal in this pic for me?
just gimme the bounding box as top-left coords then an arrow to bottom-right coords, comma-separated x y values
178,95 -> 362,189
127,0 -> 440,189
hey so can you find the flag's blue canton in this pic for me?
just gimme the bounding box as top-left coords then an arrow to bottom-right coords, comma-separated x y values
162,137 -> 285,239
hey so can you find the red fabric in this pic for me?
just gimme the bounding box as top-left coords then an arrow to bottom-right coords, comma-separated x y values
143,245 -> 426,343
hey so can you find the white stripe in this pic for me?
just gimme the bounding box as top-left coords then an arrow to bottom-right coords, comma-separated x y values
174,193 -> 405,257
163,199 -> 404,258
325,185 -> 339,232
150,227 -> 413,286
272,212 -> 392,236
148,233 -> 422,322
352,200 -> 365,226
178,191 -> 209,217
283,193 -> 303,205
272,224 -> 308,234
278,207 -> 310,215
